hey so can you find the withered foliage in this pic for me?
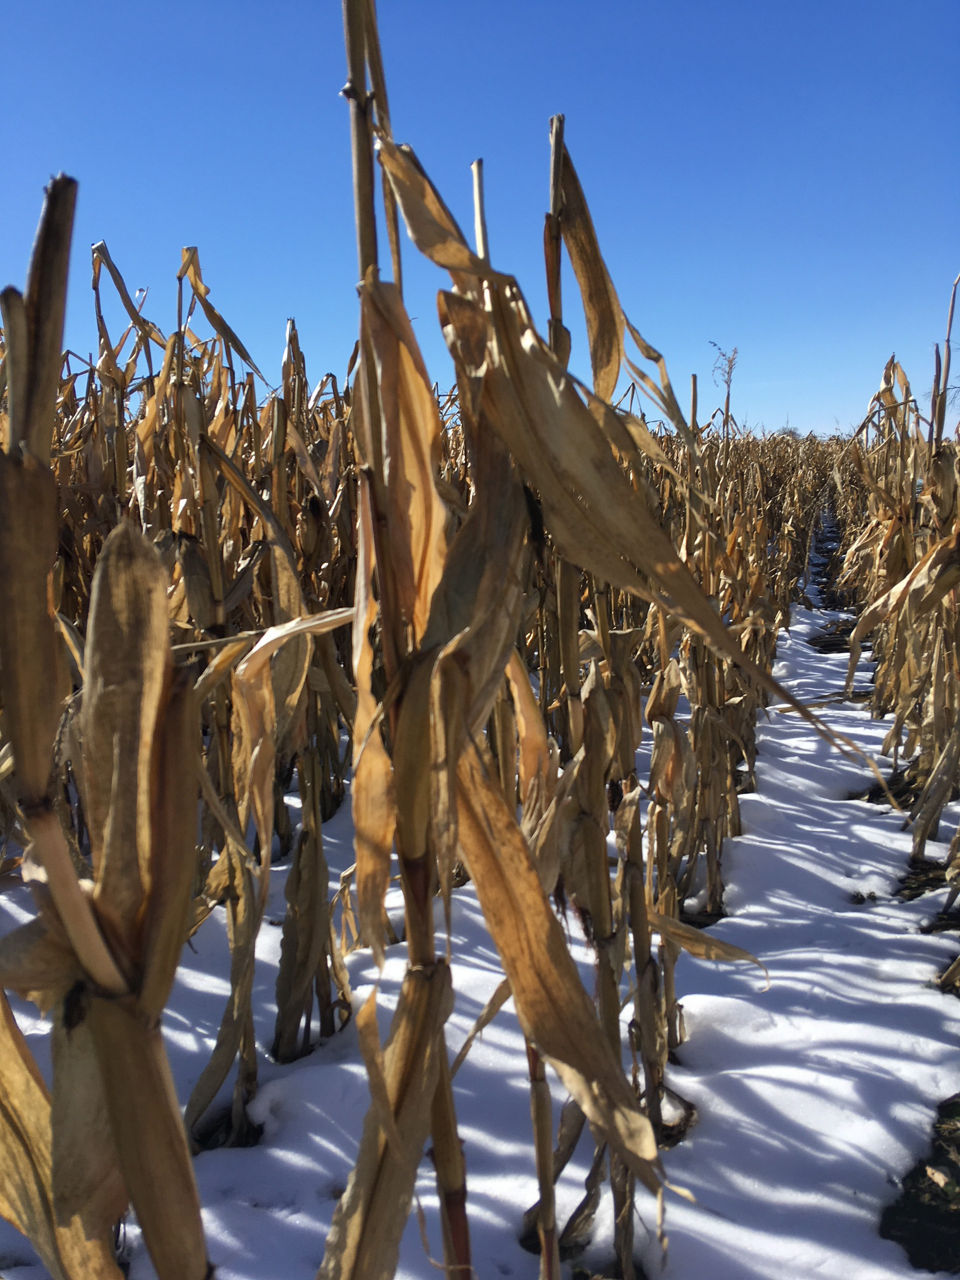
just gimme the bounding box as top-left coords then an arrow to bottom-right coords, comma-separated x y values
832,286 -> 960,885
0,5 -> 956,1279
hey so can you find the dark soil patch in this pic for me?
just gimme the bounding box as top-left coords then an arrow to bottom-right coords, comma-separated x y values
570,1266 -> 651,1280
191,1103 -> 264,1152
880,1094 -> 960,1274
816,580 -> 858,613
519,1211 -> 653,1279
657,1088 -> 697,1149
847,764 -> 925,808
897,859 -> 949,901
848,763 -> 960,812
807,532 -> 858,612
805,616 -> 857,653
920,909 -> 960,935
680,906 -> 726,929
846,686 -> 875,702
733,767 -> 755,794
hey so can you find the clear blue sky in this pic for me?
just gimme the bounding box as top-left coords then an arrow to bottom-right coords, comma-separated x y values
4,1 -> 958,435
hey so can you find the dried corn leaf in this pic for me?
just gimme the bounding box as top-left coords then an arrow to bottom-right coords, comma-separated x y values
352,268 -> 471,960
316,632 -> 358,731
620,311 -> 699,454
352,484 -> 395,967
51,1013 -> 128,1236
352,708 -> 396,966
649,910 -> 769,983
485,283 -> 723,640
377,138 -> 502,289
506,648 -> 553,817
845,529 -> 960,693
222,402 -> 305,704
361,274 -> 448,643
90,242 -> 165,348
202,435 -> 315,753
0,453 -> 61,806
267,538 -> 313,760
16,175 -> 76,466
192,635 -> 256,704
0,992 -> 122,1279
87,994 -> 209,1279
558,145 -> 623,402
481,298 -> 838,748
82,523 -> 169,969
355,988 -> 404,1156
456,742 -> 660,1192
581,385 -> 686,489
271,764 -> 333,1061
175,535 -> 218,632
135,334 -> 178,471
317,963 -> 453,1280
0,915 -> 79,1013
185,838 -> 259,1140
139,670 -> 201,1020
450,978 -> 512,1077
419,416 -> 530,914
526,751 -> 581,895
286,417 -> 324,496
232,609 -> 354,882
179,247 -> 264,379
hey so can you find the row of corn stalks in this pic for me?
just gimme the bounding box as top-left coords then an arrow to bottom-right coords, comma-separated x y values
0,4 -> 952,1279
826,282 -> 960,986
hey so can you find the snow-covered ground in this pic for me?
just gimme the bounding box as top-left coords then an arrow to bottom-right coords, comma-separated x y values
1,597 -> 958,1280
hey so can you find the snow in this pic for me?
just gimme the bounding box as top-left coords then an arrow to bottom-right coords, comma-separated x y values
1,597 -> 958,1280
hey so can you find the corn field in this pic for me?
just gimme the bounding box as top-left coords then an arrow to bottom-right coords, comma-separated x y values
0,4 -> 957,1279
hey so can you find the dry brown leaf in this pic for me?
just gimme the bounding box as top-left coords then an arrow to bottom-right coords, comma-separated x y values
184,838 -> 259,1141
0,915 -> 79,1013
506,648 -> 553,816
450,978 -> 512,1077
361,274 -> 448,644
178,247 -> 264,378
87,995 -> 209,1278
90,242 -> 165,349
648,911 -> 769,985
558,145 -> 624,402
355,988 -> 405,1157
845,528 -> 960,693
82,523 -> 169,969
232,606 -> 355,870
0,454 -> 61,806
263,532 -> 313,760
271,735 -> 336,1061
352,483 -> 395,967
51,1014 -> 128,1236
456,742 -> 660,1192
377,137 -> 500,289
0,992 -> 122,1279
14,175 -> 76,466
317,963 -> 454,1280
139,670 -> 201,1020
